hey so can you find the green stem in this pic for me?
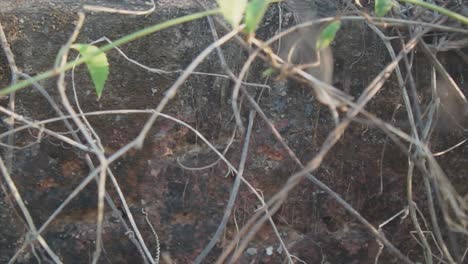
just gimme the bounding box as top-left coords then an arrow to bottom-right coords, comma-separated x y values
398,0 -> 468,25
0,9 -> 220,96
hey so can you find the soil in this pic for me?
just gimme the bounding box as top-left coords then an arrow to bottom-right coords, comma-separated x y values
0,1 -> 467,263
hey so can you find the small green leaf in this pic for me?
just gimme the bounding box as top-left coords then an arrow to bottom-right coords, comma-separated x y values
244,0 -> 270,34
71,44 -> 109,99
375,0 -> 394,17
216,0 -> 247,28
316,20 -> 341,50
262,67 -> 277,77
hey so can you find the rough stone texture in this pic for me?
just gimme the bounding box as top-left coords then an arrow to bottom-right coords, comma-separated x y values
0,1 -> 467,263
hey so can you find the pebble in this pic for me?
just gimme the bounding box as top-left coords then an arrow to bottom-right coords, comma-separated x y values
246,247 -> 257,256
266,246 -> 274,256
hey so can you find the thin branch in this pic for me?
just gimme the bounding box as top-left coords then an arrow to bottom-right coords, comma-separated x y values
398,0 -> 468,25
70,52 -> 155,263
0,106 -> 92,152
433,139 -> 467,156
0,21 -> 18,172
83,0 -> 156,16
88,36 -> 270,90
194,111 -> 260,263
0,155 -> 62,263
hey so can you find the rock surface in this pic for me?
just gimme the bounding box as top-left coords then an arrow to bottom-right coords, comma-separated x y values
0,1 -> 466,263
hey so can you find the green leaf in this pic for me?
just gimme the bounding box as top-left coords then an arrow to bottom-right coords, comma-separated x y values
316,20 -> 341,50
216,0 -> 247,28
262,67 -> 277,77
71,44 -> 109,99
244,0 -> 270,34
375,0 -> 394,17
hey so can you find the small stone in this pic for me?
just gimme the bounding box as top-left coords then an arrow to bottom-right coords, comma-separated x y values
276,245 -> 283,254
246,247 -> 257,256
266,246 -> 274,256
